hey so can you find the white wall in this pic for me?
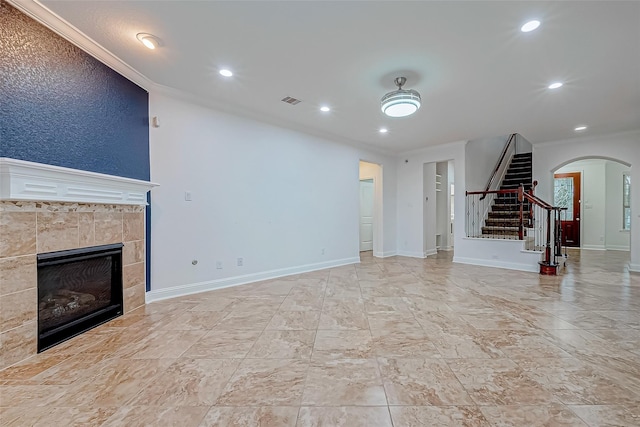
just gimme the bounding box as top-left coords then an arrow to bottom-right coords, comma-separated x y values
397,141 -> 465,257
605,161 -> 631,250
533,130 -> 639,271
465,135 -> 508,191
423,162 -> 437,256
148,91 -> 397,299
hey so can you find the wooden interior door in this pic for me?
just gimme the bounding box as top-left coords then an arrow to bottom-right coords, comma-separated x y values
554,172 -> 581,247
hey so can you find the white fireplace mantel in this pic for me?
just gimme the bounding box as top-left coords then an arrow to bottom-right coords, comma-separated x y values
0,158 -> 158,205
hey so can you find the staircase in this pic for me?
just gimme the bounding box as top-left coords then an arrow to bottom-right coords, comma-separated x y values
482,153 -> 533,237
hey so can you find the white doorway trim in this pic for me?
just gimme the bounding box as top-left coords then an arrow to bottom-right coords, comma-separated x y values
359,160 -> 384,257
359,179 -> 374,251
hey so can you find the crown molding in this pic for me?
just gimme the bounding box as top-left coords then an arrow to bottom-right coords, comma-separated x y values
8,0 -> 153,91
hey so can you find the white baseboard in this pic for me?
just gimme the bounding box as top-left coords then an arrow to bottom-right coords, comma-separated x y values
396,249 -> 438,258
453,256 -> 539,273
396,250 -> 427,258
374,250 -> 397,258
581,245 -> 606,251
629,263 -> 640,273
605,245 -> 630,251
146,257 -> 360,303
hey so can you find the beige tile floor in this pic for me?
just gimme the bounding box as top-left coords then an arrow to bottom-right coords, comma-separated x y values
1,249 -> 640,426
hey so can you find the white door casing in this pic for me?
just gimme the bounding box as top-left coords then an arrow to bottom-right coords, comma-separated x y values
359,179 -> 374,251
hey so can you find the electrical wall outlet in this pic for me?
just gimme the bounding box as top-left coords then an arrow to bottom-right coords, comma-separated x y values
216,261 -> 223,269
237,257 -> 243,267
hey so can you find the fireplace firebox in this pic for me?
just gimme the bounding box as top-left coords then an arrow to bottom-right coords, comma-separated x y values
37,243 -> 124,352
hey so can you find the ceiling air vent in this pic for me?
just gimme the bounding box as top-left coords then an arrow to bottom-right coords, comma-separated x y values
281,96 -> 301,105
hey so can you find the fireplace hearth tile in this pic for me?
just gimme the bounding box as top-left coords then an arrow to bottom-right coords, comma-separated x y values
0,255 -> 36,295
123,212 -> 144,241
42,325 -> 120,357
94,211 -> 123,245
123,262 -> 145,289
0,211 -> 36,257
2,193 -> 149,368
124,283 -> 145,313
0,288 -> 37,331
36,211 -> 79,253
78,212 -> 95,246
0,353 -> 66,381
102,313 -> 146,328
123,240 -> 144,265
34,352 -> 115,385
0,321 -> 37,368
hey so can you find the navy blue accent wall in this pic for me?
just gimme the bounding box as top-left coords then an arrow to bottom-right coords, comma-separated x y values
1,3 -> 152,291
0,2 -> 149,182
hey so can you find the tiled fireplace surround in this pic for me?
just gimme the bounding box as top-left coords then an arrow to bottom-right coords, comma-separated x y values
0,159 -> 155,370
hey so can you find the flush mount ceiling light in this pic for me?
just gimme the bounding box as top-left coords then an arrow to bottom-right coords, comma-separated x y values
219,69 -> 233,77
379,128 -> 388,133
136,33 -> 160,50
381,77 -> 421,118
521,20 -> 541,32
320,106 -> 331,112
548,82 -> 563,89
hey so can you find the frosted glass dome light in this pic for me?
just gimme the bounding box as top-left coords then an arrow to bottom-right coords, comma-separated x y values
381,77 -> 421,118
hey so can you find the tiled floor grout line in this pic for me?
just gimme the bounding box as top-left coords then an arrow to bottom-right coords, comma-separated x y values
357,257 -> 395,426
205,291 -> 292,412
294,269 -> 331,425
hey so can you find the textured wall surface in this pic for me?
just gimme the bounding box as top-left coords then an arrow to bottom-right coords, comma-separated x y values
0,2 -> 149,181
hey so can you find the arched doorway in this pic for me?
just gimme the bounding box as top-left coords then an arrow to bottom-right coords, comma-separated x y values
552,158 -> 631,251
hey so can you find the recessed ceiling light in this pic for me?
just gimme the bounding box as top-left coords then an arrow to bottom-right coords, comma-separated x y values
320,106 -> 331,112
548,82 -> 563,89
521,20 -> 541,32
574,126 -> 587,131
379,128 -> 388,133
136,33 -> 160,50
219,69 -> 233,77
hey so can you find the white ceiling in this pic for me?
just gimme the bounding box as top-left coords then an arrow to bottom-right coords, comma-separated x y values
29,1 -> 640,153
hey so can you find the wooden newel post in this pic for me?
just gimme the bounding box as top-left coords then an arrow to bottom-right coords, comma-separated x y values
545,208 -> 552,264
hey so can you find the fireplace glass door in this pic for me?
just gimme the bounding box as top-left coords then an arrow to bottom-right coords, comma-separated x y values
37,243 -> 124,351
